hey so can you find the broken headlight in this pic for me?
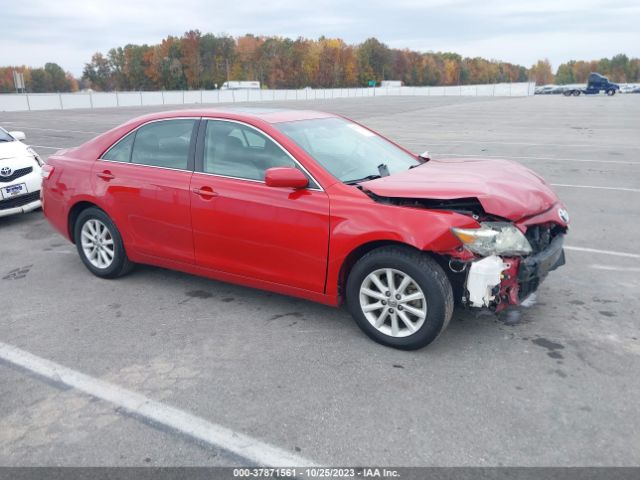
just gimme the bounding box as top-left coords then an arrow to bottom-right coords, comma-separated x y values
451,222 -> 532,256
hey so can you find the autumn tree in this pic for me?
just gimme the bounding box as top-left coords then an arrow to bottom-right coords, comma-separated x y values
529,59 -> 554,85
182,30 -> 203,89
82,53 -> 113,91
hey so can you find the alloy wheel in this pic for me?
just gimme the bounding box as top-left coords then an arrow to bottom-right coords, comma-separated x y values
80,219 -> 115,269
359,268 -> 427,337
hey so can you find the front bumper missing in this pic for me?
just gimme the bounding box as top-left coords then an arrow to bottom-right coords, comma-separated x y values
463,234 -> 566,310
516,234 -> 565,302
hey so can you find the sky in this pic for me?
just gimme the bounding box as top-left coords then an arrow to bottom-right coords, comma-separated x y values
2,0 -> 639,76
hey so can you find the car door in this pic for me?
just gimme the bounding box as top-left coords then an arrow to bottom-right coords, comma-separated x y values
93,118 -> 198,264
190,119 -> 330,293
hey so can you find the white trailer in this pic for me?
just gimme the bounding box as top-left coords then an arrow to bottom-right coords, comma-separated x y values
220,81 -> 261,90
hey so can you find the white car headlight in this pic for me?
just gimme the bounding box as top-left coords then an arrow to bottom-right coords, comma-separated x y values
451,222 -> 532,256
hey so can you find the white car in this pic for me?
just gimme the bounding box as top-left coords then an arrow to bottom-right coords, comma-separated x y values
0,127 -> 43,218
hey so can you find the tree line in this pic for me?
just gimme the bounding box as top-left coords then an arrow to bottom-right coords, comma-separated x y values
1,32 -> 639,93
528,55 -> 640,85
0,63 -> 78,93
78,33 -> 530,91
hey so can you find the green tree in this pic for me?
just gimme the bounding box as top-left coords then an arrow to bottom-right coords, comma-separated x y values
358,38 -> 392,84
44,63 -> 68,91
82,52 -> 113,91
555,62 -> 575,84
30,68 -> 51,92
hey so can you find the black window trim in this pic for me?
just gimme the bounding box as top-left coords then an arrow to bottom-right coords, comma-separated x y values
194,118 -> 324,192
99,117 -> 201,172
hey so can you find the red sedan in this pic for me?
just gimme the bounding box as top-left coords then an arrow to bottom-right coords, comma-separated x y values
41,108 -> 568,349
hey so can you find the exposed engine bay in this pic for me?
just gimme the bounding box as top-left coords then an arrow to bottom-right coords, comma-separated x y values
454,223 -> 566,312
363,188 -> 568,312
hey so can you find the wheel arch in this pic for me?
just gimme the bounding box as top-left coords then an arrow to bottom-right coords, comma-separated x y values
336,240 -> 454,304
67,200 -> 111,243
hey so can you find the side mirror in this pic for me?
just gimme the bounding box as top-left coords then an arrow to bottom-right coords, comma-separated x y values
264,167 -> 309,189
9,131 -> 26,141
418,150 -> 431,162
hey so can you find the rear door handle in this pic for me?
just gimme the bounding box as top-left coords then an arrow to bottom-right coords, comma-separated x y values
192,186 -> 218,198
97,170 -> 115,181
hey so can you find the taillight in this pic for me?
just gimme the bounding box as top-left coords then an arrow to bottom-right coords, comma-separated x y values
41,164 -> 55,179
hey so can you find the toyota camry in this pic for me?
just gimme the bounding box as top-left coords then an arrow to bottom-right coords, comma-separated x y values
41,108 -> 568,349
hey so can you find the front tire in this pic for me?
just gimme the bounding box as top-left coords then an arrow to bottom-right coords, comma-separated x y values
346,246 -> 454,350
74,207 -> 133,278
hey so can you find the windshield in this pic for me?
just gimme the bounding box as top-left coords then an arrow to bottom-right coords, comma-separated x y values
0,128 -> 15,143
275,117 -> 420,183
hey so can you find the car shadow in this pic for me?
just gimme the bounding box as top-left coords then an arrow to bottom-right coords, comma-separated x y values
125,264 -> 515,353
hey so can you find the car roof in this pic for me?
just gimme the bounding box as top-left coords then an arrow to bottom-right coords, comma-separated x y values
131,107 -> 336,125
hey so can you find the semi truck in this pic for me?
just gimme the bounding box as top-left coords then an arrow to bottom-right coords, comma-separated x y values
562,73 -> 620,96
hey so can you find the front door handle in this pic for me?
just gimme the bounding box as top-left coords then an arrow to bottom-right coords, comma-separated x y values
192,186 -> 218,199
97,170 -> 115,181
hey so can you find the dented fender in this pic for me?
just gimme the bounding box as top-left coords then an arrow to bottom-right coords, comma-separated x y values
325,183 -> 480,297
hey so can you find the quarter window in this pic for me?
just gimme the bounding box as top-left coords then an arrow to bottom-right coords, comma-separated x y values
102,132 -> 134,163
130,119 -> 196,169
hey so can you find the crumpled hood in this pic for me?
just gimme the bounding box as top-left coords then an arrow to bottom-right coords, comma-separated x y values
361,158 -> 558,221
0,140 -> 30,161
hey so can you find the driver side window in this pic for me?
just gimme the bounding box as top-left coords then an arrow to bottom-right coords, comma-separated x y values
202,120 -> 296,181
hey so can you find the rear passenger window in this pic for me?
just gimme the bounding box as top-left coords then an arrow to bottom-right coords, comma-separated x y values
102,133 -> 134,162
130,119 -> 196,170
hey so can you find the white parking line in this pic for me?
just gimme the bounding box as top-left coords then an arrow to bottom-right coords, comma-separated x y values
15,127 -> 101,135
31,145 -> 65,150
590,265 -> 640,273
550,183 -> 640,193
0,341 -> 314,467
426,140 -> 640,150
565,246 -> 640,259
433,152 -> 637,165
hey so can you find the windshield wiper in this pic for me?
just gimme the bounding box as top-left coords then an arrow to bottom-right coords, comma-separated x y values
344,174 -> 382,185
344,164 -> 390,185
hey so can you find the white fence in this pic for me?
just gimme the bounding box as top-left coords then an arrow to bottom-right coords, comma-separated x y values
0,82 -> 535,112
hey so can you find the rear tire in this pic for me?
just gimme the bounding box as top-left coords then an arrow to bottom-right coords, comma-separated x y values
74,207 -> 133,279
346,246 -> 454,350
572,90 -> 581,96
607,89 -> 616,96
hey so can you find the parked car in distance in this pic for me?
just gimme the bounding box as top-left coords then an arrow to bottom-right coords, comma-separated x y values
562,72 -> 620,96
0,127 -> 43,218
41,108 -> 568,350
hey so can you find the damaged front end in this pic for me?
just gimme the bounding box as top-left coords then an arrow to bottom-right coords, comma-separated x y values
361,188 -> 568,312
451,222 -> 567,312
